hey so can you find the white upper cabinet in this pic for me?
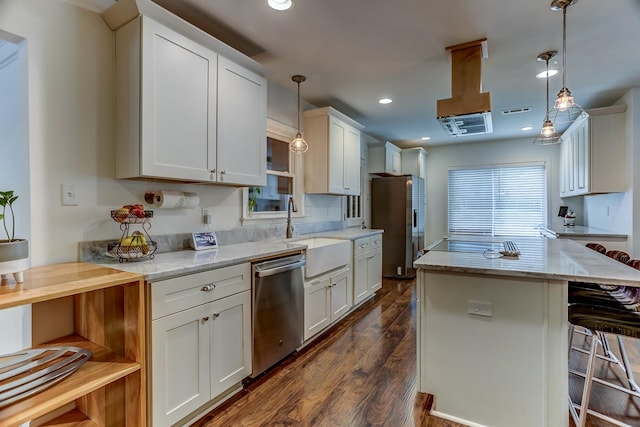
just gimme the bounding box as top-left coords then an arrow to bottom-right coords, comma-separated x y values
401,147 -> 427,179
368,142 -> 402,176
304,107 -> 364,196
217,57 -> 267,186
107,3 -> 266,186
559,105 -> 627,197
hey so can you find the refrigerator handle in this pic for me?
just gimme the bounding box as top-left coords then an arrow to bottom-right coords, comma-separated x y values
413,209 -> 417,228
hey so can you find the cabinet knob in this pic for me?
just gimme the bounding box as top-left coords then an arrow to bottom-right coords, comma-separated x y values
213,312 -> 220,318
210,169 -> 215,180
220,170 -> 226,175
201,283 -> 216,292
202,316 -> 210,322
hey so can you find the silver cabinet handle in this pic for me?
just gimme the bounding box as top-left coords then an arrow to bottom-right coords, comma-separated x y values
201,283 -> 216,292
220,170 -> 226,175
210,169 -> 216,180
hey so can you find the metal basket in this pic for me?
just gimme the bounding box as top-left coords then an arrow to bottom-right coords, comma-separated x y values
107,240 -> 158,262
110,210 -> 154,224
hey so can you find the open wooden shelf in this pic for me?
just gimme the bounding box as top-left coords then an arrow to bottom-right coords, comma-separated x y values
0,262 -> 146,426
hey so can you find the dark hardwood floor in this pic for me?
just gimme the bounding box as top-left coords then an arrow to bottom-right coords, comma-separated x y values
192,278 -> 640,427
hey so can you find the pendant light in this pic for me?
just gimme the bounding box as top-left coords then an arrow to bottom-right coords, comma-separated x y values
533,51 -> 561,145
290,75 -> 309,154
548,0 -> 583,125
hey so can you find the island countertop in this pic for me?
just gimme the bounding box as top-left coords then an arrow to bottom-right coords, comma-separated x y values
415,236 -> 640,286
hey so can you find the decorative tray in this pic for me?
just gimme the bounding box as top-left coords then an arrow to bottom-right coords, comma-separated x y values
0,346 -> 92,408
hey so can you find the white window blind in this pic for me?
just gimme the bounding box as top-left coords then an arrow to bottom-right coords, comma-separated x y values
448,164 -> 546,237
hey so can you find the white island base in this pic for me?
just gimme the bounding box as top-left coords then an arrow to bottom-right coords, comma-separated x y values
417,270 -> 568,427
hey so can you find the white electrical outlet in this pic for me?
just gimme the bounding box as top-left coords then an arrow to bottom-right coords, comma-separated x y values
468,300 -> 493,317
61,184 -> 78,206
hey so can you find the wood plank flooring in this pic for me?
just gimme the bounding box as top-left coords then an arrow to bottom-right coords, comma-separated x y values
192,278 -> 640,427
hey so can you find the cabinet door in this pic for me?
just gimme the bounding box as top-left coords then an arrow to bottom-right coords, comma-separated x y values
304,277 -> 331,340
367,250 -> 382,293
330,268 -> 352,322
343,127 -> 362,195
574,122 -> 589,195
217,56 -> 267,186
559,139 -> 569,197
210,290 -> 252,397
328,119 -> 346,194
152,304 -> 211,427
353,254 -> 370,305
140,17 -> 217,182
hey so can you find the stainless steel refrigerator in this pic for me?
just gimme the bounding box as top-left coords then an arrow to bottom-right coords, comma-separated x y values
371,175 -> 425,279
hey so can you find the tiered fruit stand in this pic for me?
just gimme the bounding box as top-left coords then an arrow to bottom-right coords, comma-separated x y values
106,210 -> 157,262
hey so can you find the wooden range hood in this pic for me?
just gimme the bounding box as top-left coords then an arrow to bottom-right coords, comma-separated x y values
437,38 -> 493,136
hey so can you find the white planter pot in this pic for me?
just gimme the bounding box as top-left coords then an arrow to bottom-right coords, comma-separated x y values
0,239 -> 29,284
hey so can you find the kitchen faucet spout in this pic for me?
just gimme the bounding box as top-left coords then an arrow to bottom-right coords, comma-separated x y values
286,196 -> 297,238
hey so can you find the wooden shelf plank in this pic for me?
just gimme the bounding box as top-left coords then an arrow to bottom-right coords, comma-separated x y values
39,408 -> 100,427
0,335 -> 140,426
0,262 -> 143,310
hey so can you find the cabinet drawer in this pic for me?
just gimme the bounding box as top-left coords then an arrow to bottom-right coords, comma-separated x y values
353,237 -> 371,256
353,235 -> 382,256
151,263 -> 251,319
369,234 -> 382,251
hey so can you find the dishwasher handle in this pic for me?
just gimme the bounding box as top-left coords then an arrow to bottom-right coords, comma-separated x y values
255,259 -> 306,278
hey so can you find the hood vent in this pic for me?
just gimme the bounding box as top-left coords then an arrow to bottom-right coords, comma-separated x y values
437,39 -> 492,137
439,112 -> 493,137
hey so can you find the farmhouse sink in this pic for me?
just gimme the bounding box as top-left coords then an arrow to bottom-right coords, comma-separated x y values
291,237 -> 350,278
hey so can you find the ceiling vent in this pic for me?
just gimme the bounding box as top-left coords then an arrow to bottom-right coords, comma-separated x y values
437,39 -> 492,137
501,106 -> 533,115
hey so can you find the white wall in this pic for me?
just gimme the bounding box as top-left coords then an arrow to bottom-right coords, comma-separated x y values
0,33 -> 31,354
0,0 -> 342,267
425,137 -> 561,245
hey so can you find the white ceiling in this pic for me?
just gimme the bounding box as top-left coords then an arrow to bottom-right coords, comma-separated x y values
155,0 -> 640,147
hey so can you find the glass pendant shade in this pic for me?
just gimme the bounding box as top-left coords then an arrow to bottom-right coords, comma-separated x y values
290,132 -> 308,154
290,75 -> 308,154
534,51 -> 561,145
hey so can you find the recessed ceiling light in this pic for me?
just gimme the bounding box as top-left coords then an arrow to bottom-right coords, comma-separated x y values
522,126 -> 534,131
378,98 -> 393,105
268,0 -> 292,11
421,136 -> 431,141
536,69 -> 558,79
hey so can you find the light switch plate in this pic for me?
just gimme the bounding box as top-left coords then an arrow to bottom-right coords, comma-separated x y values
61,184 -> 78,206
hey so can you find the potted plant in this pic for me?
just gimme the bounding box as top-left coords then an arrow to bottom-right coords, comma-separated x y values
248,187 -> 261,216
0,190 -> 29,284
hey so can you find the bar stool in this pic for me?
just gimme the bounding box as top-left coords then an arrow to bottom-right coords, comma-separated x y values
568,303 -> 640,427
585,242 -> 607,254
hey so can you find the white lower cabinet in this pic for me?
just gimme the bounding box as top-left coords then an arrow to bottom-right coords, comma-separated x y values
304,266 -> 352,341
353,235 -> 383,305
151,264 -> 252,427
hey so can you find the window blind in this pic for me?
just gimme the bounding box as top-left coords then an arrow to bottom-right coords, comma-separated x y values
448,164 -> 546,237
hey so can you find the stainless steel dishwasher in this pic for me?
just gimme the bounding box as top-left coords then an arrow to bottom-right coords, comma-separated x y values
251,253 -> 305,377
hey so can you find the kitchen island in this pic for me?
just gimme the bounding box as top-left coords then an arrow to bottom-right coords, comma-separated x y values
414,236 -> 640,427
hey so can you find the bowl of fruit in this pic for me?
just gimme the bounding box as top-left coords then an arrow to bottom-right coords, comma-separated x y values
111,204 -> 153,224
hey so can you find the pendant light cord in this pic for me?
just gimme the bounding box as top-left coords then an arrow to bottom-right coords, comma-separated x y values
297,81 -> 301,132
562,6 -> 567,89
545,58 -> 550,118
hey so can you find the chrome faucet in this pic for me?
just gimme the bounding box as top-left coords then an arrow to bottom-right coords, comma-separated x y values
286,196 -> 298,238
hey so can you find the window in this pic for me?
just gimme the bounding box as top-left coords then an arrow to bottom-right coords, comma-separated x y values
248,137 -> 294,213
448,164 -> 546,237
243,119 -> 302,219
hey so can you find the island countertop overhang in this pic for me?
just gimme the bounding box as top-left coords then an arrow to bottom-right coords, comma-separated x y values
414,236 -> 640,286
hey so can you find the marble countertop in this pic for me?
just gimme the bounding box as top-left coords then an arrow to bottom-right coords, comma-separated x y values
415,236 -> 640,286
550,225 -> 628,238
96,227 -> 383,281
